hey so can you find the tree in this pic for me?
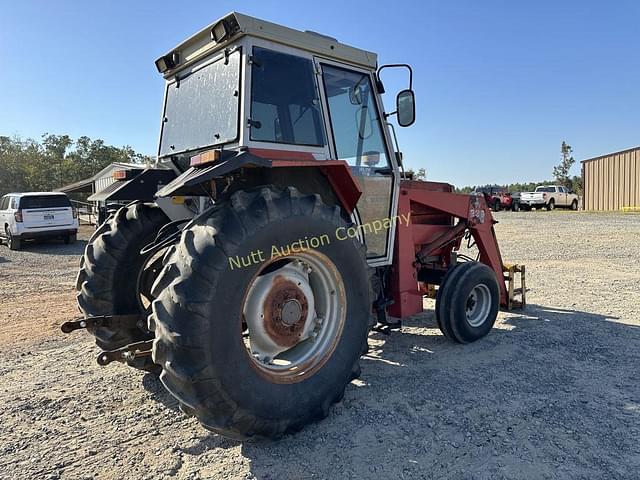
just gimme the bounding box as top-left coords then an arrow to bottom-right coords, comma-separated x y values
553,141 -> 575,190
404,167 -> 426,180
0,134 -> 147,197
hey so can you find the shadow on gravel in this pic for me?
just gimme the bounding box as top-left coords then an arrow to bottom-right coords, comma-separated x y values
9,238 -> 87,256
141,373 -> 181,413
232,304 -> 639,479
151,303 -> 639,478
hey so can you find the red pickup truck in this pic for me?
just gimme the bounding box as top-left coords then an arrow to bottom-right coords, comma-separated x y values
473,186 -> 514,212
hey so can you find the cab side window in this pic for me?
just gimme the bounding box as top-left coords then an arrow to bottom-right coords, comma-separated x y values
250,47 -> 326,146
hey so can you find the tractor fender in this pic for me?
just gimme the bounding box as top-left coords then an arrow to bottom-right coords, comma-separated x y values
156,148 -> 362,214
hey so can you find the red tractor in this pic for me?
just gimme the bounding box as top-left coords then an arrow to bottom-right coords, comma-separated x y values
63,13 -> 524,439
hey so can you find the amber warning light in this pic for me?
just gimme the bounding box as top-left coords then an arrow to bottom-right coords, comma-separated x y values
190,149 -> 221,167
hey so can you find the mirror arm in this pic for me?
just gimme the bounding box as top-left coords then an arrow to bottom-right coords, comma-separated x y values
377,64 -> 413,90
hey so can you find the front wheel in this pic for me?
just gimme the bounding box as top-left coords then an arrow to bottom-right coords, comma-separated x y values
511,202 -> 520,212
150,186 -> 371,439
436,262 -> 499,343
571,200 -> 578,210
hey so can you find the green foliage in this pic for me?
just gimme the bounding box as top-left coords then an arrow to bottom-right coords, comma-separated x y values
553,141 -> 576,189
404,167 -> 426,180
0,134 -> 149,197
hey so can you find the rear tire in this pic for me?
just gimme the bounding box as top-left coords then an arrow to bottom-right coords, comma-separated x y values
437,262 -> 499,343
547,199 -> 555,211
511,202 -> 520,212
6,227 -> 20,251
492,199 -> 501,212
76,203 -> 169,372
150,186 -> 370,439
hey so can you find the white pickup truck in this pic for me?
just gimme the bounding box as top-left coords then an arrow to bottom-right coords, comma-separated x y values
0,192 -> 79,250
519,185 -> 579,211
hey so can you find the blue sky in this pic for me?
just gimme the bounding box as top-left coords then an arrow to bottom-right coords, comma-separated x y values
1,0 -> 638,186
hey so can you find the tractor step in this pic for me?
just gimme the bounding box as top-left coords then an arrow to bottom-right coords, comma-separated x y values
503,263 -> 526,310
97,340 -> 154,366
60,314 -> 145,333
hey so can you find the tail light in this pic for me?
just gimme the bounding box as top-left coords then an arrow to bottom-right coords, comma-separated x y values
14,210 -> 23,222
543,193 -> 547,199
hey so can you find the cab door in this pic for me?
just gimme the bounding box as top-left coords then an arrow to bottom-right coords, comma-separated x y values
316,60 -> 398,265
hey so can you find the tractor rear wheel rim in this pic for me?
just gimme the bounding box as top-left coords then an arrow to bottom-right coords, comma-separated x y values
465,284 -> 491,327
242,251 -> 346,384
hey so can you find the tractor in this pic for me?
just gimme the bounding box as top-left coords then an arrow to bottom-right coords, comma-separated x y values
63,12 -> 525,439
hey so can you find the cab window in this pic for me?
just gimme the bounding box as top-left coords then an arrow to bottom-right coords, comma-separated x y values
250,47 -> 325,146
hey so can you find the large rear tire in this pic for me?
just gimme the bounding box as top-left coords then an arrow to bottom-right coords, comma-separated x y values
76,203 -> 169,372
150,186 -> 370,439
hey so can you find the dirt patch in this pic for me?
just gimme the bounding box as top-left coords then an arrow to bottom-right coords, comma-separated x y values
0,214 -> 639,479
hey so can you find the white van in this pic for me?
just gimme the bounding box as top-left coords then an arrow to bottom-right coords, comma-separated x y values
0,192 -> 79,250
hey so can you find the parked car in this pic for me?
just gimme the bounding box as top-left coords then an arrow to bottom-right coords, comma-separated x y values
0,192 -> 79,250
473,186 -> 515,211
519,185 -> 579,211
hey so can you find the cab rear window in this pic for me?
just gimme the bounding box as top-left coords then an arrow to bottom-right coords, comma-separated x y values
19,195 -> 71,209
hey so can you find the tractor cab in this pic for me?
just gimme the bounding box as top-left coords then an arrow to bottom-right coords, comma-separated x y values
154,12 -> 415,265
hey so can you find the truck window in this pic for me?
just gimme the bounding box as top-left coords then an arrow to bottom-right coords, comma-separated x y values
250,47 -> 325,146
19,195 -> 71,209
536,187 -> 555,193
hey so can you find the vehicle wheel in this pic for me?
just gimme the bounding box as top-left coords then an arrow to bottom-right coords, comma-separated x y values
436,264 -> 465,339
150,186 -> 371,439
547,199 -> 555,211
437,262 -> 499,343
6,227 -> 21,250
76,203 -> 169,372
512,202 -> 520,212
492,199 -> 501,212
65,233 -> 77,244
571,200 -> 578,210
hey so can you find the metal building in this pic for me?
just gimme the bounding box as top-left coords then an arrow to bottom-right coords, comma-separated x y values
581,146 -> 640,211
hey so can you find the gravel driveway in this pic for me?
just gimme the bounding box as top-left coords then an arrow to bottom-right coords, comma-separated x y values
1,213 -> 639,479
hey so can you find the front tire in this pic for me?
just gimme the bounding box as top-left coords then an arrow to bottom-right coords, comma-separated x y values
150,186 -> 370,439
571,200 -> 578,210
76,203 -> 169,371
436,262 -> 499,343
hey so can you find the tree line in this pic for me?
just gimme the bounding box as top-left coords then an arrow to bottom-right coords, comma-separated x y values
451,141 -> 583,195
0,134 -> 150,197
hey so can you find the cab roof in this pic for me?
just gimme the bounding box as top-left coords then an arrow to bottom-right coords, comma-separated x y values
156,12 -> 378,77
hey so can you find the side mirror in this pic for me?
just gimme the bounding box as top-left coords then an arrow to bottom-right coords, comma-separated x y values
396,89 -> 416,127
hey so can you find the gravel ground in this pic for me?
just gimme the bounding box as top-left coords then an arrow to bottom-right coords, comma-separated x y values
1,213 -> 639,479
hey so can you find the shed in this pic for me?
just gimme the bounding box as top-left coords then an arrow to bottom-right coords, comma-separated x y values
581,147 -> 640,211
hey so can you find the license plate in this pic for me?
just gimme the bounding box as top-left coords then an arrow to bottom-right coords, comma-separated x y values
44,214 -> 54,220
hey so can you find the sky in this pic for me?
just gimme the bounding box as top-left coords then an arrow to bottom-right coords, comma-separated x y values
1,0 -> 639,187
